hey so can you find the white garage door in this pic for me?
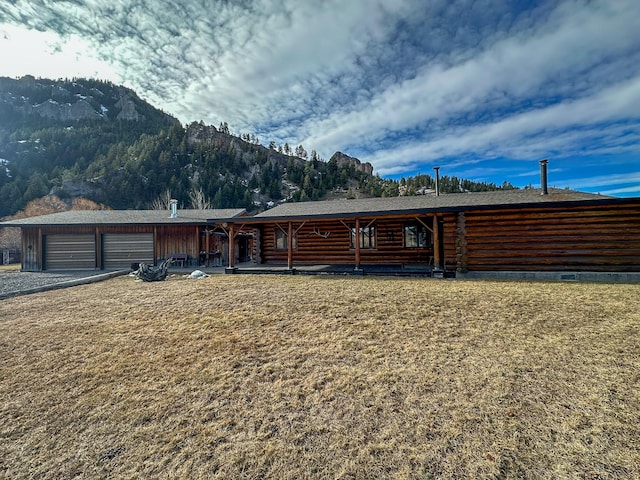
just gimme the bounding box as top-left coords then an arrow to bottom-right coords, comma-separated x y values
102,233 -> 154,268
45,234 -> 96,270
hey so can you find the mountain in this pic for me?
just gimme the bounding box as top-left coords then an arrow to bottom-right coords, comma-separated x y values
0,75 -> 516,218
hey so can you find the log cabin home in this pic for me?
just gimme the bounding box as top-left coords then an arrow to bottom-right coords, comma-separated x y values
232,188 -> 640,276
2,165 -> 640,277
1,208 -> 247,271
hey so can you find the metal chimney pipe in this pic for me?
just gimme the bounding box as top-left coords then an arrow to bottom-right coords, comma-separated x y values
539,159 -> 549,195
433,167 -> 440,196
170,199 -> 178,218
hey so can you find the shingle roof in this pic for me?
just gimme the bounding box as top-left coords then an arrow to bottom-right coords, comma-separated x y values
253,188 -> 613,220
1,208 -> 246,226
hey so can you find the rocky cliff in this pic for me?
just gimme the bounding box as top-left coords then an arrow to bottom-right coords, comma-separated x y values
0,75 -> 177,124
329,151 -> 374,175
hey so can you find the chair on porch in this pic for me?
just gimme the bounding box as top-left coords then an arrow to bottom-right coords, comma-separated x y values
167,253 -> 188,268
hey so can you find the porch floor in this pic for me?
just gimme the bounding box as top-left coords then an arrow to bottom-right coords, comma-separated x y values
167,262 -> 443,277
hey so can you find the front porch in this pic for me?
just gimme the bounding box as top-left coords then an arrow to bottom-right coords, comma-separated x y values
211,262 -> 455,277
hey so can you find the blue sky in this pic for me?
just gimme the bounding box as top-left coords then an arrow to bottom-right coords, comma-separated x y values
1,0 -> 639,196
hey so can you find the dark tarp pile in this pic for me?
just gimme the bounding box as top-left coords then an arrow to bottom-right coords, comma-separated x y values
134,258 -> 173,282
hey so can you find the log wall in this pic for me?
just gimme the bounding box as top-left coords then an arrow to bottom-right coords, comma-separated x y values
443,213 -> 458,270
258,215 -> 458,266
462,203 -> 640,272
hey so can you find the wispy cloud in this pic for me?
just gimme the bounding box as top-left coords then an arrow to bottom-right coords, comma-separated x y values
564,171 -> 640,190
599,184 -> 640,196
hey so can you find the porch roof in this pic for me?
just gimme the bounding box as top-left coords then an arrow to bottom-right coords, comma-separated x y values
1,208 -> 246,227
249,188 -> 614,221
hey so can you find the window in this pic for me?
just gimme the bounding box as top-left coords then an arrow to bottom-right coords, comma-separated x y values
404,223 -> 431,248
275,229 -> 296,250
350,226 -> 376,249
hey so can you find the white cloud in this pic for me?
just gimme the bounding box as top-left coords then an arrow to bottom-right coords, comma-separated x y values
0,24 -> 117,80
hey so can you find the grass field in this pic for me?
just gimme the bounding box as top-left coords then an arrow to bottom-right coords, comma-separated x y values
0,263 -> 20,273
1,274 -> 638,479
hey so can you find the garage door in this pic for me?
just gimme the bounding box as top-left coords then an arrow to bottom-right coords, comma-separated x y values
102,233 -> 154,268
45,234 -> 96,270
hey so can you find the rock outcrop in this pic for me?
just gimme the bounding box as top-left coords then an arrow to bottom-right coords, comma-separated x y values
115,96 -> 142,121
32,99 -> 105,121
0,76 -> 175,125
329,151 -> 374,175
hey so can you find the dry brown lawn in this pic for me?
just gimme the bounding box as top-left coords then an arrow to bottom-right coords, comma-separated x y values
0,264 -> 20,273
0,274 -> 638,479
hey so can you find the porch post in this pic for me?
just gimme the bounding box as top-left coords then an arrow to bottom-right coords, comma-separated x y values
95,227 -> 102,270
287,221 -> 293,270
433,215 -> 442,270
195,226 -> 199,265
354,217 -> 361,270
37,227 -> 43,271
153,226 -> 158,265
228,223 -> 235,268
205,227 -> 210,266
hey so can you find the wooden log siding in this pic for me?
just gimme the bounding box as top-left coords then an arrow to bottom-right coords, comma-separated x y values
462,204 -> 640,272
258,217 -> 454,266
154,225 -> 202,262
260,221 -> 353,265
445,214 -> 458,270
22,227 -> 42,271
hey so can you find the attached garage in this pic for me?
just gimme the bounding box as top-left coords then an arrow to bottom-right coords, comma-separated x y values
1,208 -> 249,272
102,233 -> 154,268
45,234 -> 95,270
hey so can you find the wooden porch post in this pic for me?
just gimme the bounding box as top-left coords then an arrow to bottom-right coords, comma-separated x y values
37,227 -> 42,271
354,217 -> 361,269
228,223 -> 235,268
95,227 -> 102,270
433,215 -> 442,270
194,226 -> 199,264
153,226 -> 158,265
287,221 -> 293,270
205,227 -> 210,266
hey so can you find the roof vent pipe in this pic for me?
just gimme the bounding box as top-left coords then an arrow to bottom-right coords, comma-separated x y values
433,167 -> 440,197
169,199 -> 178,218
539,159 -> 549,195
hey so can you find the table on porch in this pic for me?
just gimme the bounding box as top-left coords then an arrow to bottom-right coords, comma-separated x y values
200,251 -> 223,267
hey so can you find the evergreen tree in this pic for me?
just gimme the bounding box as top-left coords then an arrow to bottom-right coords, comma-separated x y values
295,145 -> 308,159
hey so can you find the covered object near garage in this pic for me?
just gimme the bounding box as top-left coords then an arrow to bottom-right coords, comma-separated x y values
1,208 -> 246,271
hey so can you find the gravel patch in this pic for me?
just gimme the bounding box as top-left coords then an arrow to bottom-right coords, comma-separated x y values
0,271 -> 126,298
